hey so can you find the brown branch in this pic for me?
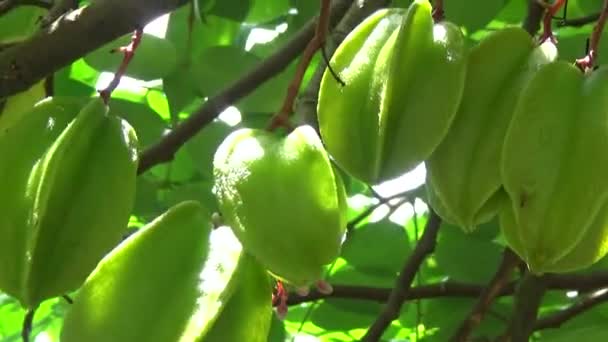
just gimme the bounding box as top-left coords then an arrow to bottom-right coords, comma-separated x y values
137,0 -> 352,174
99,28 -> 143,103
539,0 -> 566,43
21,307 -> 37,342
575,0 -> 608,71
450,249 -> 521,342
534,289 -> 608,331
0,0 -> 189,99
499,272 -> 547,342
40,0 -> 79,28
268,0 -> 331,131
286,273 -> 608,307
522,0 -> 545,36
544,271 -> 608,291
286,282 -> 510,306
362,211 -> 442,342
432,0 -> 444,22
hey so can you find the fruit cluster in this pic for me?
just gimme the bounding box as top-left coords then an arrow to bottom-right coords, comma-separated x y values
0,97 -> 276,340
317,0 -> 608,274
2,0 -> 607,340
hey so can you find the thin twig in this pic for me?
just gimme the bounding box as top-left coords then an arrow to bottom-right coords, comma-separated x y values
346,187 -> 419,232
523,0 -> 545,35
575,0 -> 608,71
295,0 -> 390,128
267,0 -> 331,131
99,28 -> 143,103
450,249 -> 521,342
539,0 -> 567,43
21,307 -> 37,342
432,0 -> 444,22
286,272 -> 608,306
362,211 -> 442,342
534,289 -> 608,330
137,0 -> 352,174
287,282 -> 500,306
557,12 -> 600,27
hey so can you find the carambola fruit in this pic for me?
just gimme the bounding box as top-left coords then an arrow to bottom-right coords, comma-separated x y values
0,97 -> 82,303
426,28 -> 558,232
61,203 -> 273,342
0,97 -> 139,308
61,201 -> 213,342
213,125 -> 347,287
500,62 -> 608,273
317,0 -> 467,184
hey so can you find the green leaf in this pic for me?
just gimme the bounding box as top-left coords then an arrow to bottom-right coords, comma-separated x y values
422,298 -> 510,341
192,46 -> 290,113
0,6 -> 46,43
53,59 -> 98,97
538,305 -> 608,341
159,181 -> 219,214
84,33 -> 178,81
208,0 -> 253,21
246,0 -> 291,23
434,222 -> 503,283
164,7 -> 240,116
109,98 -> 168,148
310,299 -> 379,332
341,220 -> 412,277
444,0 -> 508,33
185,119 -> 234,179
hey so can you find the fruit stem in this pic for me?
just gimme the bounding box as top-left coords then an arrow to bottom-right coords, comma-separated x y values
99,28 -> 143,104
21,306 -> 38,342
574,0 -> 608,72
272,280 -> 289,319
432,0 -> 445,22
266,0 -> 331,132
539,0 -> 566,44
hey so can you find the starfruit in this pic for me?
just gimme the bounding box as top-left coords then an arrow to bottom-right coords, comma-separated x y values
61,201 -> 214,342
0,97 -> 138,308
201,250 -> 273,342
213,125 -> 347,287
500,61 -> 608,273
426,28 -> 558,232
317,0 -> 467,184
0,97 -> 82,303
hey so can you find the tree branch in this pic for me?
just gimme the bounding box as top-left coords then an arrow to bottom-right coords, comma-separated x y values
137,0 -> 353,174
450,248 -> 521,342
499,272 -> 547,342
0,0 -> 189,99
286,272 -> 608,306
362,211 -> 442,342
545,271 -> 608,291
286,282 -> 508,306
575,0 -> 608,71
40,0 -> 78,28
268,0 -> 332,131
557,12 -> 600,27
534,289 -> 608,331
522,0 -> 545,36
